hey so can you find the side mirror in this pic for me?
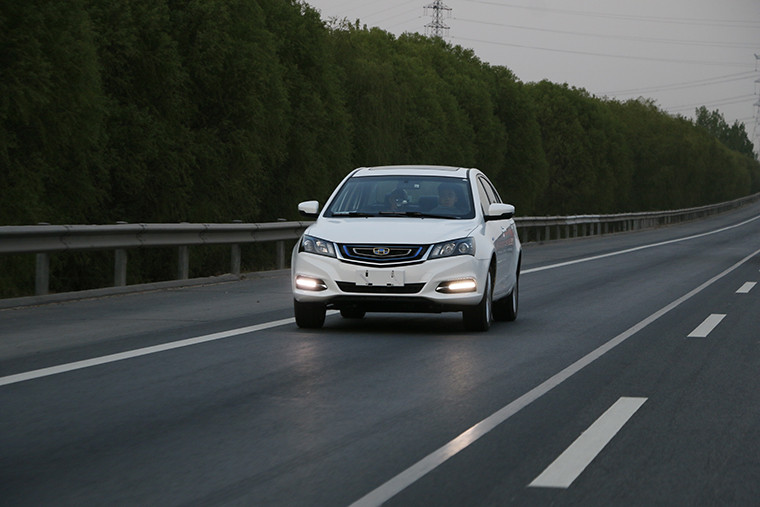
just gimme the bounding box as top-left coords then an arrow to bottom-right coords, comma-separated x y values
298,200 -> 320,218
485,203 -> 515,221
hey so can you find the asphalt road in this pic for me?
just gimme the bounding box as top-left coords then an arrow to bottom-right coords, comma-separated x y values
2,201 -> 760,506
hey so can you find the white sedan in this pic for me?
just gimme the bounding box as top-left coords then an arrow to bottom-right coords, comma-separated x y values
291,165 -> 521,331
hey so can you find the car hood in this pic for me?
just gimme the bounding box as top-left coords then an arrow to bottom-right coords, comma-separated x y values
307,217 -> 478,244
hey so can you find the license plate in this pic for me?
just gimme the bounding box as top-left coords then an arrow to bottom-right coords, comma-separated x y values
355,269 -> 405,287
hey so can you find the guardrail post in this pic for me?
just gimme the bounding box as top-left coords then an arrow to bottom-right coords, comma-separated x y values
277,241 -> 285,270
35,253 -> 49,295
231,244 -> 241,276
178,246 -> 189,280
114,249 -> 127,287
275,218 -> 288,270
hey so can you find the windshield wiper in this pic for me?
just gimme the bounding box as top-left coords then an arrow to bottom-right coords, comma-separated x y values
330,211 -> 377,217
378,211 -> 456,219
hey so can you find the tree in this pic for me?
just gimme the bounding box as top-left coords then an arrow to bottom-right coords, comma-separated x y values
86,0 -> 194,222
172,0 -> 290,222
695,106 -> 755,159
0,0 -> 106,225
258,0 -> 352,218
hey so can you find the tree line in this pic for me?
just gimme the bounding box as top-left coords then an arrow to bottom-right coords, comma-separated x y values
1,0 -> 759,295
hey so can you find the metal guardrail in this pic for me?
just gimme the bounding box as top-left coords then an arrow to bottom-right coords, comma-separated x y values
0,221 -> 313,296
515,192 -> 760,242
2,192 -> 759,296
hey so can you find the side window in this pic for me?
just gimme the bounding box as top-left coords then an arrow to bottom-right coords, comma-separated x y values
482,177 -> 502,204
477,176 -> 500,214
477,179 -> 491,214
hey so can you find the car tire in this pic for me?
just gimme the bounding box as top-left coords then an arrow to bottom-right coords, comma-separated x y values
493,272 -> 518,322
340,308 -> 366,319
463,269 -> 493,332
294,299 -> 326,328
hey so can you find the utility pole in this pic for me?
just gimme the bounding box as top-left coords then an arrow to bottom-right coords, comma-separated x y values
754,54 -> 760,159
424,0 -> 452,39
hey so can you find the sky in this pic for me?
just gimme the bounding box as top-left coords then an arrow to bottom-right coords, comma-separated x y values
303,0 -> 760,152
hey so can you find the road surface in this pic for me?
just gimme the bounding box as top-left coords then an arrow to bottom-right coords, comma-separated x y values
2,201 -> 760,506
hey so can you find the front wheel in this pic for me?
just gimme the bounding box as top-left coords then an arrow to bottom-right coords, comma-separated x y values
463,270 -> 493,332
294,299 -> 326,328
493,273 -> 518,322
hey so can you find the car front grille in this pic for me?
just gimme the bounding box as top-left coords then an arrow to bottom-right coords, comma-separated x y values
336,282 -> 425,294
338,244 -> 428,264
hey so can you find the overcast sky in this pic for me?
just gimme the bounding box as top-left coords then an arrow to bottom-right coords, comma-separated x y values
304,0 -> 760,151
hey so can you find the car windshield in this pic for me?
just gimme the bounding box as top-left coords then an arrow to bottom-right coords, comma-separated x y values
324,175 -> 475,219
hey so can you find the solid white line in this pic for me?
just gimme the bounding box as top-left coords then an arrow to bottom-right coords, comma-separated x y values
687,314 -> 727,338
349,246 -> 760,507
528,397 -> 647,489
1,310 -> 341,387
737,281 -> 757,294
0,318 -> 297,387
522,214 -> 760,274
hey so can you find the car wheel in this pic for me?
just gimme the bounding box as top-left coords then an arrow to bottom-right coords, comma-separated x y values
463,269 -> 493,332
340,308 -> 366,319
294,299 -> 326,328
493,272 -> 518,322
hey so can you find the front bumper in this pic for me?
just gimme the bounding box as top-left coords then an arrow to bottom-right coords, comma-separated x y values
292,250 -> 490,313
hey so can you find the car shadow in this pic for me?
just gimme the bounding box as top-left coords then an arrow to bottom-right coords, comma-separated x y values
322,313 -> 480,336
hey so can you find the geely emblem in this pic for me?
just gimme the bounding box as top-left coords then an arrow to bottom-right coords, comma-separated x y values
373,247 -> 390,256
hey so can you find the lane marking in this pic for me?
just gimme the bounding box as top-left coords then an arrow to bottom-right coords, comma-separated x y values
528,397 -> 647,489
5,214 -> 759,389
350,246 -> 760,507
687,314 -> 726,338
737,281 -> 757,294
0,316 -> 289,387
522,214 -> 760,274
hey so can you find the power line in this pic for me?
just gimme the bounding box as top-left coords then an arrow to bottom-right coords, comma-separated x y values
453,36 -> 753,68
373,7 -> 424,31
667,94 -> 756,113
460,0 -> 760,28
361,2 -> 414,23
455,17 -> 760,50
601,71 -> 756,96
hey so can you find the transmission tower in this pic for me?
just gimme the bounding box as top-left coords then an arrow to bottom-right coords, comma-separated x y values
424,0 -> 452,38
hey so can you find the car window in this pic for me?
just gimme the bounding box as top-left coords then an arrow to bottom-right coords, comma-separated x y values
325,175 -> 475,219
487,178 -> 502,203
477,177 -> 501,215
478,176 -> 501,205
476,179 -> 491,214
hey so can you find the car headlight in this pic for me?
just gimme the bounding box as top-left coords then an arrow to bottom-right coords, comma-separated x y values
429,237 -> 475,259
300,235 -> 336,258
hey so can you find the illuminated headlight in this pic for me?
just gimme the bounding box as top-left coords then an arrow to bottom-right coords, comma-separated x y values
295,275 -> 327,291
429,237 -> 475,259
436,278 -> 477,293
300,235 -> 336,257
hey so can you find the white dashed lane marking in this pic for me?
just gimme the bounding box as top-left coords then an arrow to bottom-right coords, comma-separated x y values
529,397 -> 648,489
736,281 -> 756,294
687,314 -> 726,338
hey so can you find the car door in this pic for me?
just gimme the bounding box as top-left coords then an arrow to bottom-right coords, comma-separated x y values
477,175 -> 515,298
